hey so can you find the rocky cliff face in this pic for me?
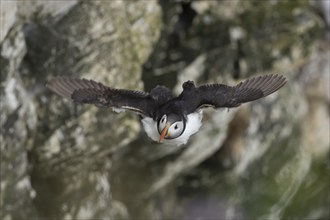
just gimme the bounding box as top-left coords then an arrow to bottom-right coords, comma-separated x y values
1,1 -> 329,220
1,1 -> 160,219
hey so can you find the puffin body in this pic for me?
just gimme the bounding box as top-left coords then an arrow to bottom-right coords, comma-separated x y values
46,74 -> 287,146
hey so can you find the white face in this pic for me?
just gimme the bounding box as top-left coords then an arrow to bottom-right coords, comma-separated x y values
158,114 -> 167,132
168,121 -> 184,139
158,114 -> 185,139
142,112 -> 203,146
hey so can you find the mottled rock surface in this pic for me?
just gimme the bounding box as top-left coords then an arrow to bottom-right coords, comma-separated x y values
1,0 -> 160,219
1,0 -> 329,220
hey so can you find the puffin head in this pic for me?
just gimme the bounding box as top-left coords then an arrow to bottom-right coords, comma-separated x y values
157,113 -> 186,142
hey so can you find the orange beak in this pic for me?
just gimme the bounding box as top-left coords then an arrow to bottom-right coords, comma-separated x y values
159,123 -> 170,142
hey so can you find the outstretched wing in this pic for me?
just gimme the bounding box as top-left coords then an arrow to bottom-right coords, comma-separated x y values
46,77 -> 156,117
197,74 -> 287,109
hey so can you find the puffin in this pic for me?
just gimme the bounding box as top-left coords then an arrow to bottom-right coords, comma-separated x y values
46,74 -> 287,146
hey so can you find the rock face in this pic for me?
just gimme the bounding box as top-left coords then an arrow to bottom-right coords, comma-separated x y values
1,1 -> 329,220
1,1 -> 160,219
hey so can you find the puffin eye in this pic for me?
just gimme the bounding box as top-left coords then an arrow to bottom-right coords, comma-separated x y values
168,121 -> 184,139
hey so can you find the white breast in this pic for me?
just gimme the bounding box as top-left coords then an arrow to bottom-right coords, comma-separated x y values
141,111 -> 203,146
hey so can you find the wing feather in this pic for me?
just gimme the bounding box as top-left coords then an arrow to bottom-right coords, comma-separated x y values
46,76 -> 155,117
197,74 -> 287,109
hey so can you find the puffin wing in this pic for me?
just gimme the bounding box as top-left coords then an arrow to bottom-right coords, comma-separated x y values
197,74 -> 287,109
46,77 -> 155,117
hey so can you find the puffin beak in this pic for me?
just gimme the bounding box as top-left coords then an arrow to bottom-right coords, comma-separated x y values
159,123 -> 170,142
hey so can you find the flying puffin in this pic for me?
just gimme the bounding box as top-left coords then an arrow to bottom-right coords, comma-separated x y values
46,74 -> 287,146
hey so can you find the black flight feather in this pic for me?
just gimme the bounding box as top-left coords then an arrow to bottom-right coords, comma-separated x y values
46,77 -> 155,116
196,74 -> 287,110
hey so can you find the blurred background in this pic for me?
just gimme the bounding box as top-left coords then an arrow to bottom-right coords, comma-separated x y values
1,0 -> 329,219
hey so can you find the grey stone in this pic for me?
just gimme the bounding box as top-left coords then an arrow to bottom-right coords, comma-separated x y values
1,0 -> 160,219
